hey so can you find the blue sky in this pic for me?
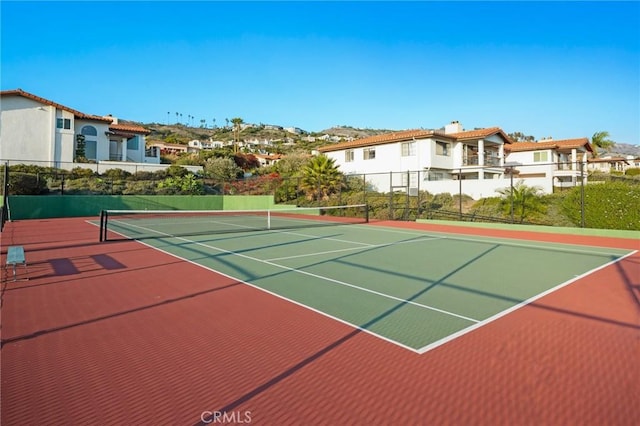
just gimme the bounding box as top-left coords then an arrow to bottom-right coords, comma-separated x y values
2,1 -> 639,144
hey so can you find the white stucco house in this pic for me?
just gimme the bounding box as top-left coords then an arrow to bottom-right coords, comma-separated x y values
587,155 -> 639,173
0,89 -> 174,173
317,121 -> 594,199
504,138 -> 593,189
254,153 -> 284,167
318,121 -> 513,199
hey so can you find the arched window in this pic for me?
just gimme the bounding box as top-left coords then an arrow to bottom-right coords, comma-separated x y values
81,126 -> 97,136
80,126 -> 98,159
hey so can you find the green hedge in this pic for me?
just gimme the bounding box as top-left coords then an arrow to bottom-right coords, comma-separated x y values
562,181 -> 640,230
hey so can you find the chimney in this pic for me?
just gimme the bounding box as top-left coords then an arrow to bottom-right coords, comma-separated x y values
444,120 -> 463,134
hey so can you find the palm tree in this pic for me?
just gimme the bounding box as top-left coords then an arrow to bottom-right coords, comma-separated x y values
591,131 -> 615,157
175,112 -> 179,124
497,180 -> 545,223
231,117 -> 244,153
301,155 -> 343,202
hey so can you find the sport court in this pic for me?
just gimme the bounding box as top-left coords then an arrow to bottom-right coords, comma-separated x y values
2,213 -> 638,425
100,208 -> 634,353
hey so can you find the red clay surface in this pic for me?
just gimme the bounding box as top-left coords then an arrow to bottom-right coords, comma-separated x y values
1,217 -> 639,425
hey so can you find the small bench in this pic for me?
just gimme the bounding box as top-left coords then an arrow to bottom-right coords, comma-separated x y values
5,245 -> 28,281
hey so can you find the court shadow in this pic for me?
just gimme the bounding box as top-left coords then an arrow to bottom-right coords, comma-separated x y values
49,258 -> 80,276
0,281 -> 244,348
90,254 -> 126,270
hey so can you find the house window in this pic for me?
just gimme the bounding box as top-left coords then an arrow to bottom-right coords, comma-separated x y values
436,141 -> 450,156
345,149 -> 354,162
81,125 -> 97,136
534,152 -> 548,162
85,141 -> 97,160
363,147 -> 376,160
127,137 -> 139,150
80,126 -> 98,160
401,141 -> 416,157
56,118 -> 71,129
427,171 -> 444,181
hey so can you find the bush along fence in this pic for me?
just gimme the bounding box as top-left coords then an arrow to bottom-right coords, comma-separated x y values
1,162 -> 639,230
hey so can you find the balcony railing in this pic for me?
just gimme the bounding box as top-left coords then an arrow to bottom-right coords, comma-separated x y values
462,155 -> 501,167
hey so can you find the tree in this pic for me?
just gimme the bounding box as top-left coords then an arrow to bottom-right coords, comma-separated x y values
233,152 -> 260,171
507,131 -> 536,142
274,150 -> 310,176
301,155 -> 343,202
231,117 -> 244,153
204,157 -> 243,181
496,180 -> 545,223
591,131 -> 615,156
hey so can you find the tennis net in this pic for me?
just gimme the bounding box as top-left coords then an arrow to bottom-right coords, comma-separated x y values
99,204 -> 369,241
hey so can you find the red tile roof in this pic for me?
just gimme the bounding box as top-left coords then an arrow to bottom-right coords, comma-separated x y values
318,129 -> 443,152
450,127 -> 512,142
318,127 -> 512,153
588,156 -> 629,164
505,138 -> 593,153
0,89 -> 113,123
109,123 -> 151,135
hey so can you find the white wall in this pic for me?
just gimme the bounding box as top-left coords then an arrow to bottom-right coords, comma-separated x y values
0,97 -> 55,162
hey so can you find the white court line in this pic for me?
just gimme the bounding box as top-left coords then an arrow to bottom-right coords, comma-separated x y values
266,236 -> 445,261
90,221 -> 421,353
111,220 -> 480,324
415,249 -> 638,354
95,219 -> 635,354
368,224 -> 632,257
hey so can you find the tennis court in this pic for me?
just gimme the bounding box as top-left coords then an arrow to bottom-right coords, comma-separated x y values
2,212 -> 639,425
99,206 -> 634,353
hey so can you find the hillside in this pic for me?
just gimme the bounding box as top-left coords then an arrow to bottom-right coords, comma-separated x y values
120,120 -> 396,146
123,119 -> 639,155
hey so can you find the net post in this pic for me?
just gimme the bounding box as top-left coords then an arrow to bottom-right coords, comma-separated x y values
99,210 -> 105,242
267,209 -> 271,230
365,203 -> 369,223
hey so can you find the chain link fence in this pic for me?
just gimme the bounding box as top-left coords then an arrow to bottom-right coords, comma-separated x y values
2,160 -> 639,229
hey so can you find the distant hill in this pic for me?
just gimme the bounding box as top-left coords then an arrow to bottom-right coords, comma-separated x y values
603,143 -> 640,157
318,126 -> 396,139
121,120 -> 398,146
122,119 -> 639,156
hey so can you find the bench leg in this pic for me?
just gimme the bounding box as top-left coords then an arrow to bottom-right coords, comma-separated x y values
7,262 -> 29,282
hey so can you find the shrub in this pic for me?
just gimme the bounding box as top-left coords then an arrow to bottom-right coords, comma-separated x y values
626,168 -> 640,177
123,180 -> 158,195
102,168 -> 131,180
157,174 -> 204,195
9,172 -> 48,195
69,167 -> 96,179
132,171 -> 156,181
166,165 -> 189,177
562,181 -> 640,230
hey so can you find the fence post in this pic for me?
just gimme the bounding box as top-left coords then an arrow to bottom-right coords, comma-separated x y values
363,174 -> 367,207
459,168 -> 463,221
389,172 -> 393,219
580,161 -> 585,228
510,169 -> 514,224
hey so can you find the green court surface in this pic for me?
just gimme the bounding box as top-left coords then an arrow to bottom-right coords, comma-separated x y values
104,218 -> 634,353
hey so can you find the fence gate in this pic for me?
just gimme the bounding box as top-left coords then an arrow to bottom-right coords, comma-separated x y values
389,171 -> 419,220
